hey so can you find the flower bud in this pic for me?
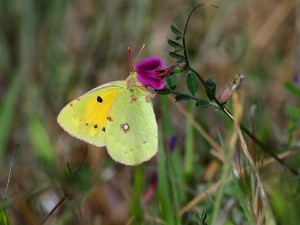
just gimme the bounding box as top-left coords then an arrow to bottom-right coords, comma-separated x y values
219,74 -> 245,103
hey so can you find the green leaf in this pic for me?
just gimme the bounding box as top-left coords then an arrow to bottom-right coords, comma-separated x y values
131,166 -> 144,224
175,94 -> 192,102
194,209 -> 208,225
157,88 -> 171,95
166,74 -> 177,90
284,81 -> 300,98
205,77 -> 216,100
169,51 -> 185,63
195,100 -> 211,108
0,71 -> 22,164
186,71 -> 199,96
29,116 -> 55,164
285,105 -> 300,120
167,39 -> 184,51
170,24 -> 182,38
0,209 -> 10,225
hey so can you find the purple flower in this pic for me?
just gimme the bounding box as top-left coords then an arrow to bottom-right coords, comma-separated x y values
167,135 -> 177,152
135,57 -> 170,90
294,74 -> 300,86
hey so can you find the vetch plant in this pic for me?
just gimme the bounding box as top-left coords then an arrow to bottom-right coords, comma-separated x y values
135,4 -> 298,176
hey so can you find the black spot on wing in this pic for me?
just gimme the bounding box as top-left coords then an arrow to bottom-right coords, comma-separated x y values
102,127 -> 105,132
97,96 -> 103,103
94,124 -> 98,129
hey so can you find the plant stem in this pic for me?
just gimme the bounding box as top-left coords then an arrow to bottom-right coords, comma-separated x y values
189,68 -> 298,175
180,4 -> 298,176
211,148 -> 233,224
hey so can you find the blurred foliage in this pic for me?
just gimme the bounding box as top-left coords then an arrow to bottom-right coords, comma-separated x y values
0,0 -> 300,224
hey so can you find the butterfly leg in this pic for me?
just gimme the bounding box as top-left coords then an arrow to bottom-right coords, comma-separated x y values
125,75 -> 132,84
145,91 -> 157,101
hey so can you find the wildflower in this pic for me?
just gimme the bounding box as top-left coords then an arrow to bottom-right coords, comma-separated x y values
135,57 -> 174,90
167,135 -> 177,152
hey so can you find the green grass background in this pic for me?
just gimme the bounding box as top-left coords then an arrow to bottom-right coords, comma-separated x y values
0,0 -> 300,224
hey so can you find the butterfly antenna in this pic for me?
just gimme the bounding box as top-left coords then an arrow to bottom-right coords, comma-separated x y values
134,43 -> 145,65
128,46 -> 134,71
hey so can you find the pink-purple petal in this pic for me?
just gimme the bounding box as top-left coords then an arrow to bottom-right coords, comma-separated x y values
136,57 -> 165,71
135,57 -> 166,90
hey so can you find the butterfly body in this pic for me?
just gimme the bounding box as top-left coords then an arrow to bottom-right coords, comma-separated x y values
57,72 -> 158,165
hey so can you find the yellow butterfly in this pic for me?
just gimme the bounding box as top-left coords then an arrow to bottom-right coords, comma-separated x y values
57,72 -> 158,165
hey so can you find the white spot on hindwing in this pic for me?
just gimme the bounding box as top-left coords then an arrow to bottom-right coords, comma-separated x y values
120,123 -> 130,133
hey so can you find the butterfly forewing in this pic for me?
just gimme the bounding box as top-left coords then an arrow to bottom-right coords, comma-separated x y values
57,81 -> 127,147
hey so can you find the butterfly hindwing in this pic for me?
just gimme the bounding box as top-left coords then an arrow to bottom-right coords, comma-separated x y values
105,89 -> 158,165
57,81 -> 127,147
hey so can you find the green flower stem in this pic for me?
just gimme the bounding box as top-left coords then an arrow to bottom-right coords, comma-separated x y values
167,73 -> 297,174
182,3 -> 218,68
168,82 -> 298,175
188,68 -> 298,175
184,101 -> 195,176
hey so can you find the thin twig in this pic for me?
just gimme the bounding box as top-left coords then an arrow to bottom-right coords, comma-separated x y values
182,3 -> 219,68
4,145 -> 17,200
41,194 -> 72,224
